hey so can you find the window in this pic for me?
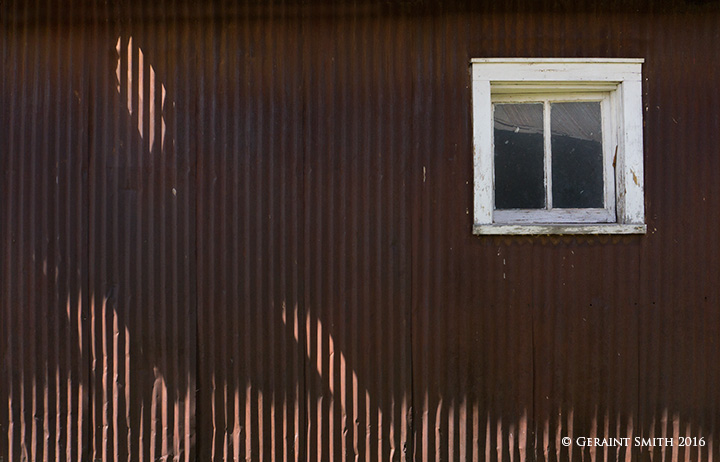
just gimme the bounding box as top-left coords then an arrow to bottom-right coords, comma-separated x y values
471,58 -> 646,235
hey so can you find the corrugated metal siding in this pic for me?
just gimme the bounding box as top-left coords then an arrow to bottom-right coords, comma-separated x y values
193,4 -> 306,459
300,10 -> 414,460
638,10 -> 720,462
2,1 -> 720,461
1,1 -> 91,460
85,2 -> 198,460
197,6 -> 415,459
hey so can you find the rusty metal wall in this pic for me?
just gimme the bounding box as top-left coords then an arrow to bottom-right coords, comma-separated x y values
193,5 -> 306,460
85,3 -> 199,461
193,5 -> 414,459
0,2 -> 91,460
2,1 -> 720,461
638,9 -> 720,462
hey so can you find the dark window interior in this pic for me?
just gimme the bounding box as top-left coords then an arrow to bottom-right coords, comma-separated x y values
493,103 -> 545,209
551,102 -> 604,208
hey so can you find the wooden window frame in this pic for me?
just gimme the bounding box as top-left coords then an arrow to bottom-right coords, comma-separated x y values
471,58 -> 647,235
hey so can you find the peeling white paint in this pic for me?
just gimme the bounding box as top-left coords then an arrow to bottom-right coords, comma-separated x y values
471,58 -> 645,234
473,224 -> 646,235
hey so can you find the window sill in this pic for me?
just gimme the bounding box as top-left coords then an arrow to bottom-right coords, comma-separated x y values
472,223 -> 647,235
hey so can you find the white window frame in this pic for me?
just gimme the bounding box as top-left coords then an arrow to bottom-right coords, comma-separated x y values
471,58 -> 646,235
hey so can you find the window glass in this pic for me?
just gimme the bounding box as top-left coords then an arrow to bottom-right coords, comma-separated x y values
551,102 -> 604,208
493,103 -> 545,209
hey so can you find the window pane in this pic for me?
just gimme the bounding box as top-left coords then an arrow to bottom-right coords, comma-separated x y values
494,103 -> 545,209
551,102 -> 604,208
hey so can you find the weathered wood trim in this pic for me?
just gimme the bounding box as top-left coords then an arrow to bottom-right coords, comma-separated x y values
617,79 -> 645,224
472,78 -> 493,224
473,224 -> 647,235
471,58 -> 645,63
472,58 -> 644,83
493,209 -> 615,224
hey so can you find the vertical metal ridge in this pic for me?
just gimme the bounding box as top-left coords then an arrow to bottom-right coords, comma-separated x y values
87,1 -> 103,460
218,4 -> 230,460
0,2 -> 9,459
240,4 -> 253,459
31,2 -> 43,460
336,12 -> 352,460
16,3 -> 29,462
182,2 -> 199,459
412,14 -> 430,461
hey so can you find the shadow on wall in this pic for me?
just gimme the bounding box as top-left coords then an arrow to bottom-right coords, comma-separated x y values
2,7 -> 720,462
85,21 -> 405,461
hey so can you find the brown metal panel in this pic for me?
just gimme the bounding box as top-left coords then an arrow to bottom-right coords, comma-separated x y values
85,2 -> 197,460
410,11 -> 536,461
301,7 -> 414,461
191,4 -> 416,460
192,3 -> 306,460
637,9 -> 720,462
411,3 -> 719,462
190,3 -> 415,460
1,1 -> 91,461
